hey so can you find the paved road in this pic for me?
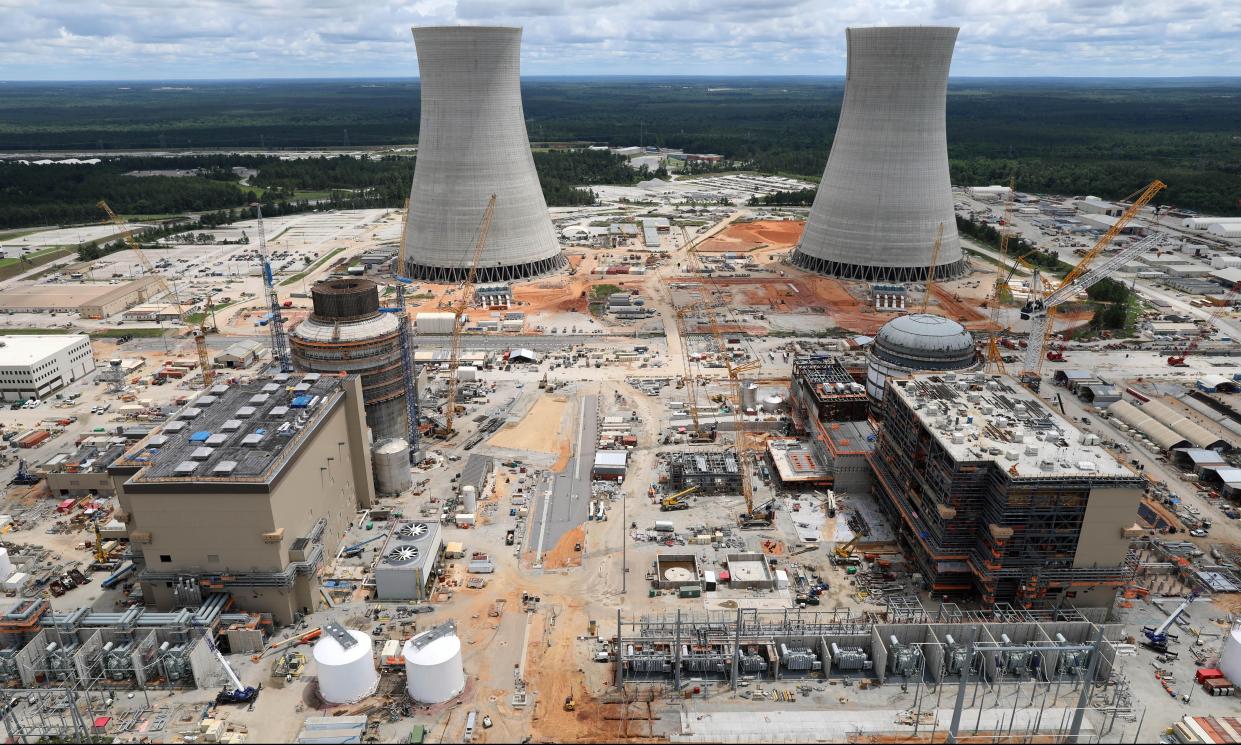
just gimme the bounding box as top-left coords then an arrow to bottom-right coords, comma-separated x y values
530,394 -> 598,567
118,332 -> 660,355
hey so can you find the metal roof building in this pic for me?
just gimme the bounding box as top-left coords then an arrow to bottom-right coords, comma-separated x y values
791,27 -> 965,282
402,26 -> 565,283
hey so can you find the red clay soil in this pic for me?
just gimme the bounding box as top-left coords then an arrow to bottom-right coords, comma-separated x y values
697,220 -> 805,252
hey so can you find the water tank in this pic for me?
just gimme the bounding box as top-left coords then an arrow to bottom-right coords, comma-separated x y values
404,622 -> 466,704
761,395 -> 785,413
740,382 -> 759,412
313,628 -> 378,704
460,485 -> 477,513
1221,623 -> 1241,685
0,548 -> 12,581
372,438 -> 413,496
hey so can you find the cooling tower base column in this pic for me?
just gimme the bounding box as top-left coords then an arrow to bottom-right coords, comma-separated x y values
790,250 -> 968,283
405,253 -> 568,284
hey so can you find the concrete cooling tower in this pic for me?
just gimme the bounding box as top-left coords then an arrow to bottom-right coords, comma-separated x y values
791,26 -> 966,282
403,26 -> 566,283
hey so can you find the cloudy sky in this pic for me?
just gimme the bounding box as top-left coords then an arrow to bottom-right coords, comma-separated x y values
2,0 -> 1238,79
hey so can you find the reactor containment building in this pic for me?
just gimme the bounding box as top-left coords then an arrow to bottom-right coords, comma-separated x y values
402,26 -> 566,283
791,26 -> 966,282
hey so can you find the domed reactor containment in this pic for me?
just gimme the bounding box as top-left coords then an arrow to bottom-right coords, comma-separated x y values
402,26 -> 566,283
289,279 -> 408,442
791,27 -> 966,282
866,313 -> 978,402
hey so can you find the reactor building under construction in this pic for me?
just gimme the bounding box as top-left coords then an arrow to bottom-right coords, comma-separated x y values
289,279 -> 408,443
792,26 -> 966,282
402,26 -> 566,283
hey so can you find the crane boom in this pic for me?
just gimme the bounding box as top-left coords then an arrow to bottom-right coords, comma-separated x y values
1169,280 -> 1241,366
391,200 -> 421,455
253,204 -> 292,373
918,222 -> 945,314
442,195 -> 496,437
1018,180 -> 1166,386
98,201 -> 214,386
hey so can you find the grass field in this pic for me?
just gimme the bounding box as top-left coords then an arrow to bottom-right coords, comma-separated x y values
0,247 -> 76,281
281,246 -> 344,286
90,327 -> 167,338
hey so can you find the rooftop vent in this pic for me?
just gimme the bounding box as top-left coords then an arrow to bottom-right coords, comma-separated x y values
180,407 -> 203,420
269,406 -> 289,417
191,447 -> 213,461
174,461 -> 197,475
164,421 -> 187,433
221,419 -> 243,432
148,435 -> 169,447
249,394 -> 271,405
196,395 -> 218,407
273,373 -> 290,383
261,384 -> 280,393
292,383 -> 311,393
235,406 -> 257,419
213,460 -> 238,475
210,384 -> 230,395
303,373 -> 321,382
206,434 -> 228,446
241,433 -> 264,447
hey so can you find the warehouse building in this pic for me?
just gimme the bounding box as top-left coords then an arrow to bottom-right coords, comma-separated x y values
0,334 -> 95,402
1107,398 -> 1230,452
108,373 -> 375,624
592,451 -> 628,481
0,277 -> 162,318
871,373 -> 1146,607
213,339 -> 265,370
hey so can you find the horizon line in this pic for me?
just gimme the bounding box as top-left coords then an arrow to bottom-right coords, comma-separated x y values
3,74 -> 1241,84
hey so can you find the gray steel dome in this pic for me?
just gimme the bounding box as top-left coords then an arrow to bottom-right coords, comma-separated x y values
872,313 -> 976,369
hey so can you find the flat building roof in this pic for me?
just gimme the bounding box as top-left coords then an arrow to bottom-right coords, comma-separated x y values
0,334 -> 89,366
0,278 -> 161,312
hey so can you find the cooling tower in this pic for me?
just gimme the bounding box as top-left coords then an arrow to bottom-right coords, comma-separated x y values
791,26 -> 966,282
403,26 -> 566,283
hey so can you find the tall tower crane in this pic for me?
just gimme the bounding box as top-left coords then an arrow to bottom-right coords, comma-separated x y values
386,200 -> 421,457
252,204 -> 292,373
1168,280 -> 1241,367
983,182 -> 1020,374
98,201 -> 214,386
440,195 -> 496,438
1018,179 -> 1166,389
918,223 -> 945,314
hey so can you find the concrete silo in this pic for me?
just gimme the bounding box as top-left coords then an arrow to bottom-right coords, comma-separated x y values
289,279 -> 408,442
403,26 -> 566,283
791,27 -> 966,282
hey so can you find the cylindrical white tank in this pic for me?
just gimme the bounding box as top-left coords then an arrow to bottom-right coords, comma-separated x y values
313,629 -> 379,704
1221,624 -> 1241,685
372,438 -> 413,496
0,548 -> 12,581
460,485 -> 477,513
740,382 -> 759,412
762,395 -> 785,413
404,622 -> 466,704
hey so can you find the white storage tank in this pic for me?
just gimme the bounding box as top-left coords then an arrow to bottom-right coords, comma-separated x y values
761,395 -> 785,413
404,621 -> 466,704
1220,623 -> 1241,686
460,485 -> 477,513
313,623 -> 379,704
740,382 -> 759,412
0,547 -> 13,582
372,438 -> 413,496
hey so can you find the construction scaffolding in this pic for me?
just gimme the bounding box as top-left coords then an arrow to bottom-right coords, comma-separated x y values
665,451 -> 741,494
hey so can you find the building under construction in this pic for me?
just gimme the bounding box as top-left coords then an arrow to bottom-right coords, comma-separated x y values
666,451 -> 741,493
289,278 -> 408,442
870,373 -> 1145,607
786,357 -> 875,492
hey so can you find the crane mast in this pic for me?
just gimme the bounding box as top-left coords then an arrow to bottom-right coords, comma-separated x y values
441,195 -> 496,437
391,200 -> 421,457
98,201 -> 214,386
1018,179 -> 1166,389
918,222 -> 945,314
253,204 -> 292,373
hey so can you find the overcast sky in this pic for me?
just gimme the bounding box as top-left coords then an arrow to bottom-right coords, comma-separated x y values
2,0 -> 1238,80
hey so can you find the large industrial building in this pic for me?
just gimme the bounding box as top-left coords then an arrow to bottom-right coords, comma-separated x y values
870,373 -> 1145,607
289,279 -> 408,443
786,357 -> 875,492
402,26 -> 566,283
0,334 -> 95,401
0,277 -> 163,319
865,314 -> 979,404
108,373 -> 375,624
791,27 -> 965,281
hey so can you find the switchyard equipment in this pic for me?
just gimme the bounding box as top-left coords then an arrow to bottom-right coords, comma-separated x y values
252,204 -> 292,373
1018,179 -> 1166,389
1054,633 -> 1090,676
1142,592 -> 1197,653
942,634 -> 970,675
402,26 -> 565,282
780,644 -> 822,672
791,27 -> 965,282
439,195 -> 496,439
830,643 -> 872,672
98,200 -> 213,385
887,635 -> 922,677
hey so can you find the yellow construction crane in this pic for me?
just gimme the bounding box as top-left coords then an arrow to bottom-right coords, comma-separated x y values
918,222 -> 945,314
98,201 -> 214,386
660,485 -> 699,511
1018,179 -> 1166,388
440,194 -> 496,437
983,183 -> 1019,374
92,518 -> 108,565
673,304 -> 710,438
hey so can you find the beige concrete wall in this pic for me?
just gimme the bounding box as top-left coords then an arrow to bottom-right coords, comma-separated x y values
124,490 -> 281,571
46,471 -> 112,496
1074,486 -> 1143,568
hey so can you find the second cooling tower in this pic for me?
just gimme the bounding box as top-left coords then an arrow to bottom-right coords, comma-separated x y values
403,26 -> 566,283
792,27 -> 965,282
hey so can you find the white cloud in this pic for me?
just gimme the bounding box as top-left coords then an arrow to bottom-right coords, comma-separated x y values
0,0 -> 1237,78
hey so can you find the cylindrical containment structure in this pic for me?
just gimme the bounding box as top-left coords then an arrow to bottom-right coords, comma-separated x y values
792,26 -> 965,282
740,382 -> 759,412
404,621 -> 466,704
761,395 -> 785,413
289,279 -> 408,442
460,485 -> 477,513
403,26 -> 566,283
313,629 -> 379,704
372,438 -> 413,496
865,313 -> 977,403
1221,624 -> 1241,685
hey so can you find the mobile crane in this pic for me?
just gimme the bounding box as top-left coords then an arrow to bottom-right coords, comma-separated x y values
98,201 -> 215,386
439,195 -> 496,438
659,486 -> 698,511
1017,179 -> 1166,389
1141,592 -> 1199,653
207,636 -> 259,705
